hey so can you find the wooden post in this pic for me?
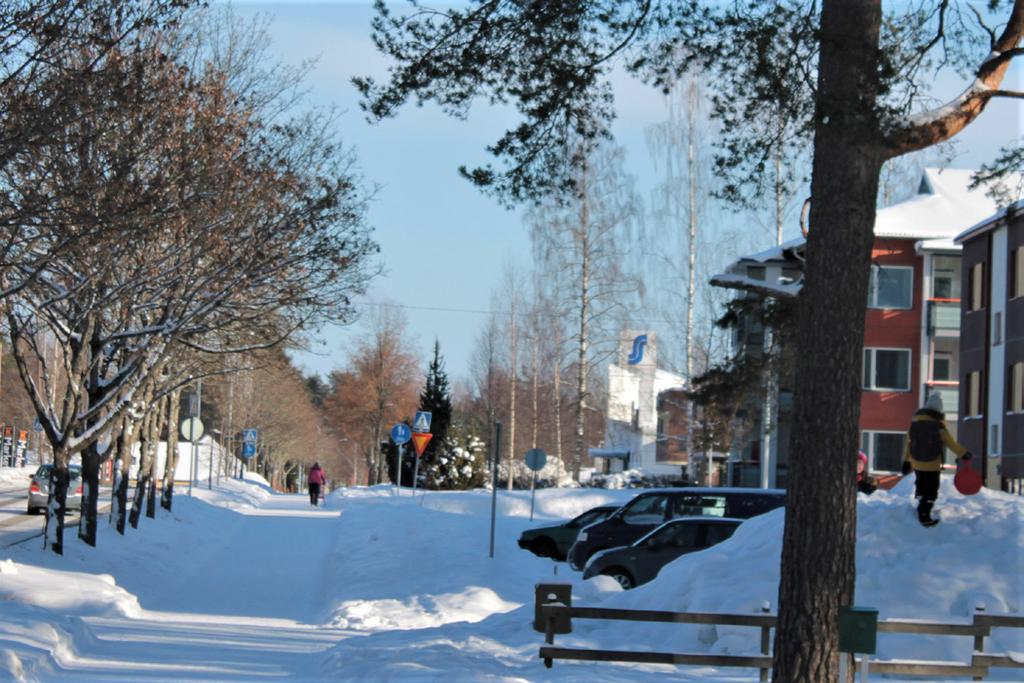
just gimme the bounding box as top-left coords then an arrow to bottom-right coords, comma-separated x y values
759,603 -> 772,682
972,605 -> 987,682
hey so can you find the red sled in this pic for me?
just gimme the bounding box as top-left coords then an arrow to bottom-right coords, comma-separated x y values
954,459 -> 983,496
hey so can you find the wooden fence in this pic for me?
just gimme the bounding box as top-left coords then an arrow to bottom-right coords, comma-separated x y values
535,583 -> 1024,680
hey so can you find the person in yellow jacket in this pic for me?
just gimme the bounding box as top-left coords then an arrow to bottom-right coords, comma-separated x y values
901,393 -> 972,527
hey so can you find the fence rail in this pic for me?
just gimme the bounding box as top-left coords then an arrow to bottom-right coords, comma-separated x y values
534,583 -> 1024,680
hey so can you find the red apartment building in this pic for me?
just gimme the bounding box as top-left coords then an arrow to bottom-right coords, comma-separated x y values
711,169 -> 1005,483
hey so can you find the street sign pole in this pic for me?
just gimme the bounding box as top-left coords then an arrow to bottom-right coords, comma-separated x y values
530,470 -> 538,521
189,379 -> 202,496
412,450 -> 420,496
488,421 -> 502,559
391,443 -> 400,495
523,448 -> 547,522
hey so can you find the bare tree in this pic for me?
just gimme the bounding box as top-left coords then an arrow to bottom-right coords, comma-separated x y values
529,142 -> 643,480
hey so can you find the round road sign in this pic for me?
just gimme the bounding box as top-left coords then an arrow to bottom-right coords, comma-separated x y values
180,417 -> 204,442
524,448 -> 547,471
390,423 -> 412,445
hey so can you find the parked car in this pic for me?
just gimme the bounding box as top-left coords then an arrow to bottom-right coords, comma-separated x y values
567,487 -> 785,570
583,516 -> 743,589
27,464 -> 83,514
517,505 -> 620,560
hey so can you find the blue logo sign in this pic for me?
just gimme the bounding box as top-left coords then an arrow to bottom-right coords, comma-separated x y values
242,442 -> 256,458
627,334 -> 648,365
413,411 -> 432,433
390,423 -> 412,445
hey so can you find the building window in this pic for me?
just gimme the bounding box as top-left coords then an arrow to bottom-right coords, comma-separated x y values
991,424 -> 1000,456
868,265 -> 913,309
861,431 -> 907,473
1010,363 -> 1024,413
994,311 -> 1003,346
967,370 -> 983,417
747,265 -> 766,281
1013,246 -> 1024,299
932,256 -> 960,299
863,348 -> 911,391
933,354 -> 952,382
970,263 -> 985,311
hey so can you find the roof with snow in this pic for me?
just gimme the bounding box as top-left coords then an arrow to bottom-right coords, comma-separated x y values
954,199 -> 1024,245
712,168 -> 1017,295
873,168 -> 1009,241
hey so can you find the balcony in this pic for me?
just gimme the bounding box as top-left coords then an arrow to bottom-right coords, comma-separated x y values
926,382 -> 959,420
927,299 -> 961,337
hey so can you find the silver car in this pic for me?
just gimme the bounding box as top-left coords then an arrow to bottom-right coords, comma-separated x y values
27,464 -> 83,514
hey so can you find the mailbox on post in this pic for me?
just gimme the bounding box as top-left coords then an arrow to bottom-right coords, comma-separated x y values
534,583 -> 572,635
839,606 -> 879,654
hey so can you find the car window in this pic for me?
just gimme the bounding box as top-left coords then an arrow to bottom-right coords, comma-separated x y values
35,466 -> 51,477
727,494 -> 784,517
704,523 -> 739,546
671,495 -> 726,518
650,522 -> 699,548
621,495 -> 668,525
574,508 -> 609,528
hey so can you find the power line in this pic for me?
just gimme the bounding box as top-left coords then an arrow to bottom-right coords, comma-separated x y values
351,299 -> 686,327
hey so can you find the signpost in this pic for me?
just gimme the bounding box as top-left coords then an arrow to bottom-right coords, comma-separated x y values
390,423 -> 411,494
241,429 -> 257,475
181,415 -> 204,496
410,432 -> 432,496
524,448 -> 548,521
488,421 -> 502,559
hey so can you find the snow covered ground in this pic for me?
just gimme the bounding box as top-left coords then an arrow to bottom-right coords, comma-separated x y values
0,469 -> 1021,682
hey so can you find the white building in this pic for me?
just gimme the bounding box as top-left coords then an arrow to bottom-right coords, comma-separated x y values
591,332 -> 687,475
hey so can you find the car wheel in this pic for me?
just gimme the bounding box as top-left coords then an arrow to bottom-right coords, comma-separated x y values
532,537 -> 557,558
602,567 -> 635,590
26,506 -> 40,515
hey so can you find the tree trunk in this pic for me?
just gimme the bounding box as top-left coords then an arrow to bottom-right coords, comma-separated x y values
507,295 -> 517,490
147,397 -> 167,519
553,325 -> 564,481
43,455 -> 70,555
78,441 -> 102,547
161,389 -> 181,511
111,417 -> 132,534
573,181 -> 591,482
772,2 -> 881,681
129,411 -> 155,528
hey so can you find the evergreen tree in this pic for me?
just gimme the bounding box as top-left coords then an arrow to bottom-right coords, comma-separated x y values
417,340 -> 453,487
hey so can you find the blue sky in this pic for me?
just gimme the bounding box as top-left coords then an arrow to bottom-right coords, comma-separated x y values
233,2 -> 1022,383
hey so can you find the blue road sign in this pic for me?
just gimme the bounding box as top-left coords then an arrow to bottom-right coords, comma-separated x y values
242,428 -> 258,444
391,423 -> 412,445
413,411 -> 433,433
242,442 -> 256,459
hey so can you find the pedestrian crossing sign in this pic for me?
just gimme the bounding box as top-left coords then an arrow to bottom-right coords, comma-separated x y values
413,411 -> 432,433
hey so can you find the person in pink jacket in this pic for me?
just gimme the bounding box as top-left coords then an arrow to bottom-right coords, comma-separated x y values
307,462 -> 325,506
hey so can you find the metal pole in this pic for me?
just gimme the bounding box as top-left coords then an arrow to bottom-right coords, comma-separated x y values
488,421 -> 502,559
395,443 -> 403,495
530,469 -> 537,521
412,447 -> 421,496
188,379 -> 202,496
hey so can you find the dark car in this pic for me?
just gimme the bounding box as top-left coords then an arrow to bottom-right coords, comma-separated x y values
567,487 -> 784,570
27,464 -> 83,514
583,516 -> 742,589
517,505 -> 620,560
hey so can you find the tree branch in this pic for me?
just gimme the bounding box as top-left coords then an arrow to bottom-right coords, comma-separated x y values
882,0 -> 1024,159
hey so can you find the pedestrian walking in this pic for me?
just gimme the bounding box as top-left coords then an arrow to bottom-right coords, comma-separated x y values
901,394 -> 971,527
308,462 -> 325,507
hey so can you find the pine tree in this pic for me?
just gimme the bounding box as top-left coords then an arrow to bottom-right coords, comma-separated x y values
417,340 -> 452,486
